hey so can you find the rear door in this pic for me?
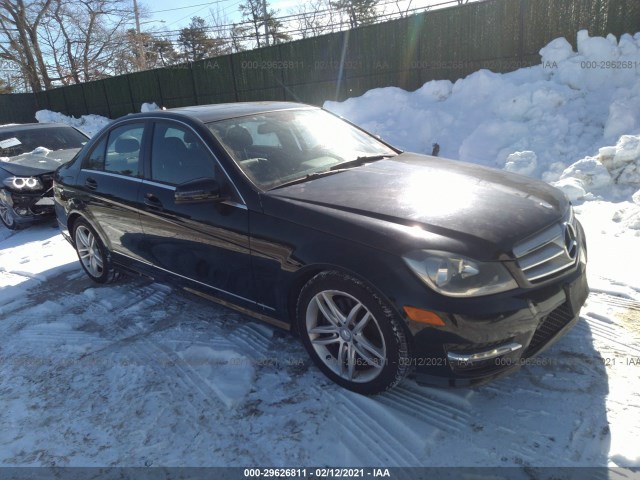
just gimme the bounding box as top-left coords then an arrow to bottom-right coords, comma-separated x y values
75,121 -> 147,260
137,119 -> 254,306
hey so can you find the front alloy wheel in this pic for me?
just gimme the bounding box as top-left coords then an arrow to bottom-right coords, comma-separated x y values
0,199 -> 17,230
297,271 -> 411,394
73,220 -> 118,283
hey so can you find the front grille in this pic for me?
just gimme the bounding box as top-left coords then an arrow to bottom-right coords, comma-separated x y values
524,302 -> 575,356
514,219 -> 579,283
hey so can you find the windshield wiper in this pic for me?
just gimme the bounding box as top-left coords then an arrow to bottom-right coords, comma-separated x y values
270,169 -> 349,190
329,154 -> 394,171
270,155 -> 394,190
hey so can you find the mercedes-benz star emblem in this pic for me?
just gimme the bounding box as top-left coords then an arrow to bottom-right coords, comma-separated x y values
563,222 -> 578,259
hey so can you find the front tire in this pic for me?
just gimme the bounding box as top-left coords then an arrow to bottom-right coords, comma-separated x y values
297,271 -> 411,394
0,198 -> 18,230
73,219 -> 118,283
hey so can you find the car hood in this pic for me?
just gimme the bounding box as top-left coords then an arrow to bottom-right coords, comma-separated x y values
0,148 -> 79,176
266,153 -> 569,256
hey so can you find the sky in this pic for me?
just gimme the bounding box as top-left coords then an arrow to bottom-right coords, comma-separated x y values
141,0 -> 455,37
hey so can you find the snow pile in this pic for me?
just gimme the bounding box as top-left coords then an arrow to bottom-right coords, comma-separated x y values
598,135 -> 640,185
35,103 -> 158,137
325,30 -> 640,191
555,134 -> 640,201
35,110 -> 110,137
141,102 -> 161,112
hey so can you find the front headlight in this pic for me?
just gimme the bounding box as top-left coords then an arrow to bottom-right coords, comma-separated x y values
403,250 -> 518,297
2,176 -> 44,191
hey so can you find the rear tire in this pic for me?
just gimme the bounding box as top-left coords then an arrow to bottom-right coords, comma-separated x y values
296,271 -> 411,394
73,219 -> 118,283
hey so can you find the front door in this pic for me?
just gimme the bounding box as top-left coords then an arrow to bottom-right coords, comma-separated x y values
137,120 -> 254,306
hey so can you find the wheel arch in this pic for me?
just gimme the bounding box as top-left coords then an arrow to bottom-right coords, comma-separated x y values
286,262 -> 411,337
67,211 -> 113,255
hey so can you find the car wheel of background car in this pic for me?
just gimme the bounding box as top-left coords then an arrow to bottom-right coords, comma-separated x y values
297,271 -> 411,395
73,219 -> 118,283
0,199 -> 18,230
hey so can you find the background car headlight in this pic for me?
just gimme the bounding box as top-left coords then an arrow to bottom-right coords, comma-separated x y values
403,250 -> 518,297
2,176 -> 44,191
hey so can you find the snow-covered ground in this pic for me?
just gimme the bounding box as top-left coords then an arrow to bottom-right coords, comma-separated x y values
1,31 -> 639,470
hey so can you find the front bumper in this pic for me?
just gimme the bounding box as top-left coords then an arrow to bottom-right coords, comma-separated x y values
0,188 -> 56,225
409,258 -> 589,387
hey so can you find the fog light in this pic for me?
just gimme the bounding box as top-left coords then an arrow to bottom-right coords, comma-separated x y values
403,306 -> 445,326
15,207 -> 28,216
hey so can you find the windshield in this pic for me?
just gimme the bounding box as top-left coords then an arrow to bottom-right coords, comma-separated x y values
0,126 -> 88,158
207,109 -> 397,189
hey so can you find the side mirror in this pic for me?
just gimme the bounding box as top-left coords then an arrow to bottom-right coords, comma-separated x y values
174,178 -> 221,204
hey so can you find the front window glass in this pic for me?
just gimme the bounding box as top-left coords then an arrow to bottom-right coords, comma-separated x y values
207,109 -> 396,189
150,122 -> 217,185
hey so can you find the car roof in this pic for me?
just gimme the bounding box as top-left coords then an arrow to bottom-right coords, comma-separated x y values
153,101 -> 318,123
0,123 -> 75,133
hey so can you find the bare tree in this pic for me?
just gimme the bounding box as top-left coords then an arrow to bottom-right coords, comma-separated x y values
42,0 -> 135,82
291,0 -> 332,39
0,0 -> 54,92
0,0 -> 138,90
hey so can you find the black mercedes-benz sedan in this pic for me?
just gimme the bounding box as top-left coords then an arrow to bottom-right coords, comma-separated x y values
0,123 -> 89,229
54,102 -> 589,394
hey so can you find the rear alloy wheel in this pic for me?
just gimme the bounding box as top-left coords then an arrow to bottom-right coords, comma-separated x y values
297,271 -> 411,394
73,220 -> 118,283
0,199 -> 18,230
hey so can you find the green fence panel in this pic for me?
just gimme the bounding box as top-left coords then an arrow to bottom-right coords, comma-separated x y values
232,46 -> 285,92
280,31 -> 347,86
156,64 -> 196,108
82,80 -> 111,118
613,0 -> 640,36
192,55 -> 236,104
0,93 -> 38,123
34,91 -> 50,112
63,84 -> 87,117
236,86 -> 286,102
196,91 -> 238,106
128,70 -> 162,110
103,75 -> 135,119
284,80 -> 346,105
46,88 -> 67,115
2,0 -> 640,124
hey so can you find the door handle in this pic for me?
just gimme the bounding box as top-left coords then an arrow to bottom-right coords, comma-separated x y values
144,192 -> 163,209
85,177 -> 97,190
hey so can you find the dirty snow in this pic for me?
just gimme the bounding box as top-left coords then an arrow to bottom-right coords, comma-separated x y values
0,30 -> 639,471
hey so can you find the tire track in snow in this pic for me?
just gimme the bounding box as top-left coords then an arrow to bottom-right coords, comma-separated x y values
227,322 -> 275,359
583,311 -> 640,355
71,280 -> 271,464
118,325 -> 272,463
589,293 -> 640,312
316,386 -> 424,467
376,382 -> 472,433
